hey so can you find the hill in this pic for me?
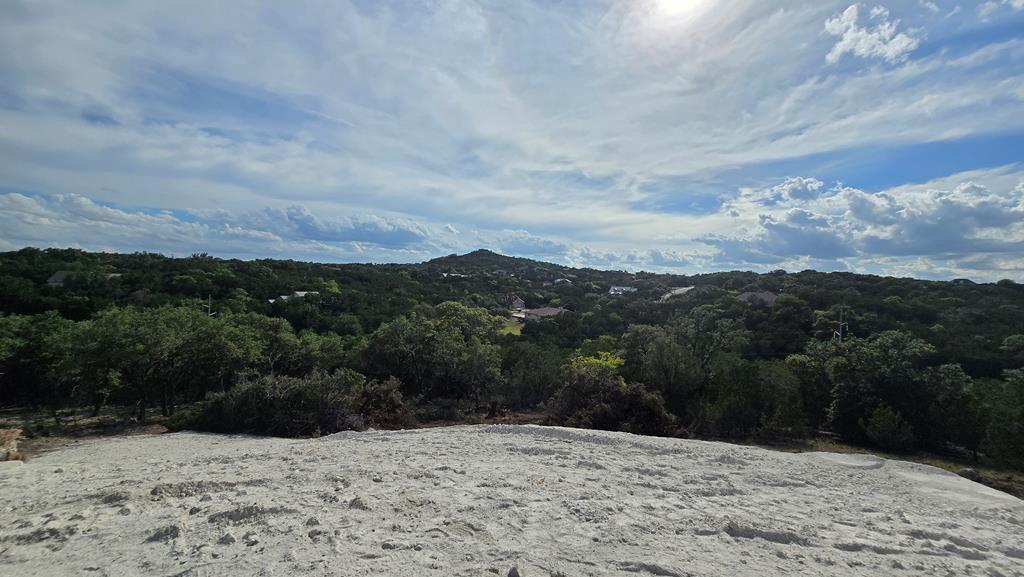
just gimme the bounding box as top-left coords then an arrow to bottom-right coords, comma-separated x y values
2,246 -> 1021,375
426,248 -> 556,272
1,246 -> 1022,468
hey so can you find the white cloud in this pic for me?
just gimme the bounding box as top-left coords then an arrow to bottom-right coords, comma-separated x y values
979,2 -> 1000,17
979,0 -> 1024,17
824,4 -> 924,64
774,177 -> 825,201
222,224 -> 282,242
0,1 -> 1020,281
0,192 -> 458,262
870,5 -> 891,19
704,166 -> 1024,280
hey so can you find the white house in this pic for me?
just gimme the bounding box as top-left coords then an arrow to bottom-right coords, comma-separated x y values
659,286 -> 695,302
608,286 -> 637,295
268,290 -> 320,304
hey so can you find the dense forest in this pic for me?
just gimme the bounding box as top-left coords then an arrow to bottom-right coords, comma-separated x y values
1,247 -> 1022,464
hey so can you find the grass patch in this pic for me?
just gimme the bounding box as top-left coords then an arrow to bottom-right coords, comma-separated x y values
500,318 -> 523,336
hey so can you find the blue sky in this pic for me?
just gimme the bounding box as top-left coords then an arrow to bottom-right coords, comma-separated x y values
1,0 -> 1023,280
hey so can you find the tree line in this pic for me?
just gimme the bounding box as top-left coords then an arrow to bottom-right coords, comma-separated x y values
0,247 -> 1021,465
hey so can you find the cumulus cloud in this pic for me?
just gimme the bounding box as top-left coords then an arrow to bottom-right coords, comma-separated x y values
705,170 -> 1024,279
773,177 -> 825,201
824,4 -> 923,64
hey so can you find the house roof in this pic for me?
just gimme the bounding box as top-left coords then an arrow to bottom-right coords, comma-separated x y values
47,271 -> 71,284
524,307 -> 567,317
660,286 -> 695,301
737,291 -> 777,305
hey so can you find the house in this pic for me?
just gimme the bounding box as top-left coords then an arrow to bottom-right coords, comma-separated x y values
951,278 -> 976,285
737,291 -> 777,306
523,307 -> 568,321
553,278 -> 573,285
608,286 -> 637,295
46,271 -> 72,287
509,295 -> 526,311
659,286 -> 695,302
268,290 -> 320,304
441,272 -> 469,278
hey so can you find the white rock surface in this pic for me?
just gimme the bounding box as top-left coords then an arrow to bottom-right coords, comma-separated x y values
1,425 -> 1022,576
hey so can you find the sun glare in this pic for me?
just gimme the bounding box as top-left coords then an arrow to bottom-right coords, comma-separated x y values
654,0 -> 710,19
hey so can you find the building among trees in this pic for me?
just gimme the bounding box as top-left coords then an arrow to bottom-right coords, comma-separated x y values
737,290 -> 777,306
523,307 -> 568,321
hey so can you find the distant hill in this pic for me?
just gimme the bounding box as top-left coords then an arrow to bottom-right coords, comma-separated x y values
1,246 -> 1021,381
426,249 -> 567,273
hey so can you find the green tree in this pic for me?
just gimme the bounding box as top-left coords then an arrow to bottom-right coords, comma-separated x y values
1001,334 -> 1024,367
622,324 -> 701,417
827,331 -> 934,444
862,404 -> 916,452
501,342 -> 565,408
548,353 -> 675,436
983,370 -> 1024,464
365,302 -> 503,401
923,364 -> 985,455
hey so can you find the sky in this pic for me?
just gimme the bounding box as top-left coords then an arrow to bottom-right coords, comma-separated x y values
1,0 -> 1023,281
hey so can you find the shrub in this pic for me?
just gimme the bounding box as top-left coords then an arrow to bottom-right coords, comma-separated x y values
862,404 -> 916,452
351,377 -> 416,429
169,370 -> 414,437
547,353 -> 678,436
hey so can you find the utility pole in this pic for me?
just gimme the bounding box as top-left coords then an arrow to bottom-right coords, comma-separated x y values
832,306 -> 849,343
203,294 -> 216,317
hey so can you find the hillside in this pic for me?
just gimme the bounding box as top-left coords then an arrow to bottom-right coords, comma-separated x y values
2,246 -> 1023,468
2,425 -> 1022,577
2,246 -> 1022,373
